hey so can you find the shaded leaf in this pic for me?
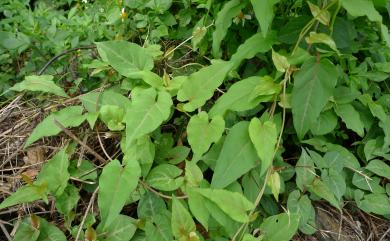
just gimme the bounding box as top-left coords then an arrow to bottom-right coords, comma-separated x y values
251,0 -> 280,37
334,103 -> 365,137
366,159 -> 390,179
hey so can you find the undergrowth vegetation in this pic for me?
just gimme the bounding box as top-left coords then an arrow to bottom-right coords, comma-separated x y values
1,0 -> 390,240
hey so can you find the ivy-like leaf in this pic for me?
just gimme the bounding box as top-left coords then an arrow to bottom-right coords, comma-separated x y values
187,111 -> 225,159
287,190 -> 316,235
25,106 -> 86,147
211,121 -> 259,188
98,159 -> 141,228
10,75 -> 68,97
37,217 -> 67,241
96,41 -> 154,75
97,215 -> 137,241
212,0 -> 247,58
194,188 -> 254,223
291,58 -> 338,139
248,118 -> 277,177
251,0 -> 280,37
171,197 -> 197,241
146,164 -> 184,191
177,61 -> 233,112
358,193 -> 390,216
340,0 -> 382,22
125,88 -> 172,149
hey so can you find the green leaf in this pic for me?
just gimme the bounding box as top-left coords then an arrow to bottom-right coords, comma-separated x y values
185,161 -> 204,187
309,110 -> 338,135
366,159 -> 390,179
287,190 -> 316,235
260,213 -> 300,241
100,105 -> 125,131
177,61 -> 233,112
295,148 -> 316,191
251,0 -> 280,37
10,75 -> 68,97
97,215 -> 137,241
98,159 -> 141,228
307,2 -> 330,25
334,103 -> 365,137
305,32 -> 339,53
291,58 -> 338,139
322,169 -> 346,200
308,178 -> 340,209
272,49 -> 290,72
267,171 -> 281,201
123,135 -> 155,177
80,90 -> 131,114
35,149 -> 70,196
37,217 -> 66,241
56,185 -> 80,216
187,188 -> 209,230
25,106 -> 86,147
194,188 -> 254,223
187,111 -> 225,159
230,32 -> 275,68
340,0 -> 382,22
0,184 -> 48,210
12,217 -> 40,241
212,0 -> 247,58
248,118 -> 277,177
171,197 -> 196,240
358,193 -> 390,215
137,192 -> 166,220
146,164 -> 184,191
209,76 -> 276,118
211,121 -> 259,188
125,88 -> 172,149
95,41 -> 154,76
145,210 -> 173,241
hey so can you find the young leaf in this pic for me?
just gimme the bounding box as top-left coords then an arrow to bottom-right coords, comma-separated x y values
260,213 -> 300,241
185,161 -> 204,187
98,159 -> 141,228
230,32 -> 275,68
25,106 -> 86,147
334,103 -> 365,137
187,111 -> 225,159
177,61 -> 233,112
272,49 -> 290,73
37,217 -> 67,241
171,197 -> 197,241
248,118 -> 277,177
291,58 -> 338,139
146,164 -> 184,191
12,216 -> 40,241
100,105 -> 125,131
125,88 -> 172,149
366,159 -> 390,179
340,0 -> 382,22
194,188 -> 254,223
295,148 -> 316,191
251,0 -> 281,37
97,215 -> 137,241
212,0 -> 247,58
267,171 -> 281,201
35,149 -> 70,196
307,2 -> 330,25
10,75 -> 68,97
211,121 -> 259,188
305,32 -> 338,53
95,41 -> 154,76
187,188 -> 209,230
0,184 -> 48,210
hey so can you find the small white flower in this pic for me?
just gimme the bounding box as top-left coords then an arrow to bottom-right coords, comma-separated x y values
82,0 -> 88,3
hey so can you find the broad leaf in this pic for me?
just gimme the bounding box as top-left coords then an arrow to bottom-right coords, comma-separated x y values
187,188 -> 209,230
25,106 -> 86,147
209,76 -> 279,117
56,185 -> 80,216
358,193 -> 390,216
287,190 -> 316,235
194,188 -> 254,223
184,161 -> 203,187
334,103 -> 365,137
260,213 -> 300,241
322,169 -> 346,200
146,164 -> 184,191
211,121 -> 259,188
308,178 -> 340,209
97,215 -> 137,241
123,135 -> 155,177
125,88 -> 172,149
96,41 -> 154,75
145,210 -> 173,241
212,0 -> 247,58
340,0 -> 382,22
171,197 -> 197,241
177,61 -> 233,112
10,75 -> 68,97
35,149 -> 70,196
187,111 -> 225,159
37,217 -> 66,241
251,0 -> 280,37
305,32 -> 338,53
0,184 -> 48,210
98,159 -> 141,228
366,159 -> 390,179
295,149 -> 316,191
137,192 -> 166,220
248,118 -> 277,177
12,216 -> 40,241
100,105 -> 125,131
291,58 -> 338,139
310,110 -> 338,135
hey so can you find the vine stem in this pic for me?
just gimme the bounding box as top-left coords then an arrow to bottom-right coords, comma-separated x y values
75,187 -> 99,241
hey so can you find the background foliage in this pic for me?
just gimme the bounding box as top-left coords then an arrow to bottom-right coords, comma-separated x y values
1,0 -> 390,240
